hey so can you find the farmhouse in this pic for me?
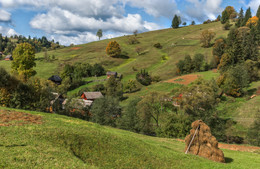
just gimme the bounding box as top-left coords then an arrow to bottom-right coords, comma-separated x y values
48,75 -> 62,85
5,55 -> 13,61
106,71 -> 117,78
81,92 -> 103,101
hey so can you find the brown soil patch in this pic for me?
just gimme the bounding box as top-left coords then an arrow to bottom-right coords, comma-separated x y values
165,74 -> 199,85
0,110 -> 42,126
176,139 -> 260,152
70,47 -> 81,50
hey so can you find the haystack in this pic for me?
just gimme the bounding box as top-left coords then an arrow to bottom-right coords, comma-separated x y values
184,120 -> 225,163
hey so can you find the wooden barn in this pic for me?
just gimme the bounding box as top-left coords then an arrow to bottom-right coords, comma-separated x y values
5,55 -> 13,61
81,92 -> 103,101
106,71 -> 117,78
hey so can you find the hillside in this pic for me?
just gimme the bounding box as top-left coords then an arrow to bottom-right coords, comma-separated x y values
0,107 -> 259,169
0,21 -> 259,138
0,21 -> 227,80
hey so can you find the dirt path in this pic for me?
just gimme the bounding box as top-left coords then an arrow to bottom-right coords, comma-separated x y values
165,74 -> 199,85
176,139 -> 260,152
0,110 -> 42,126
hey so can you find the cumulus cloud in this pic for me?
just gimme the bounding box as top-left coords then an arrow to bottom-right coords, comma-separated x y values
30,7 -> 160,34
247,0 -> 260,14
0,26 -> 18,36
184,0 -> 223,22
0,9 -> 11,22
124,0 -> 179,18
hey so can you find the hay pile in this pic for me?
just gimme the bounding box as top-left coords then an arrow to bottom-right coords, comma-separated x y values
184,120 -> 225,163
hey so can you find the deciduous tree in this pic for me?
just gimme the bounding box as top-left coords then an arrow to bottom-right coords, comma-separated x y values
11,42 -> 36,81
106,41 -> 121,58
200,30 -> 216,48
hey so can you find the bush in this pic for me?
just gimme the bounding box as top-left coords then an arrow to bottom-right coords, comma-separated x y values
247,114 -> 260,146
136,69 -> 152,86
151,75 -> 161,82
128,36 -> 139,44
153,43 -> 162,49
162,114 -> 191,138
223,21 -> 233,30
91,63 -> 105,77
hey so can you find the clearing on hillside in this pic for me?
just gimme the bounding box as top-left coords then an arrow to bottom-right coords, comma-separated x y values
165,74 -> 199,85
0,110 -> 42,126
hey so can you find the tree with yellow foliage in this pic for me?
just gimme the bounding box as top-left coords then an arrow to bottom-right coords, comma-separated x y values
246,16 -> 259,27
106,41 -> 121,58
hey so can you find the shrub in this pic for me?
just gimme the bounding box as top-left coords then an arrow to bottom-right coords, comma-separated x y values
136,69 -> 152,86
153,43 -> 162,49
151,75 -> 161,82
106,41 -> 121,58
128,36 -> 139,44
223,21 -> 233,30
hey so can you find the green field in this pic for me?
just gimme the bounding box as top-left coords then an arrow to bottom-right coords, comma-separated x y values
0,107 -> 259,169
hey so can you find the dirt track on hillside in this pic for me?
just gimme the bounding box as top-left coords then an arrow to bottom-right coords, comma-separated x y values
165,74 -> 199,85
176,139 -> 260,152
0,110 -> 42,126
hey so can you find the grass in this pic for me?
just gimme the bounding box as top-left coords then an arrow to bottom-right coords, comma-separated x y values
0,107 -> 259,168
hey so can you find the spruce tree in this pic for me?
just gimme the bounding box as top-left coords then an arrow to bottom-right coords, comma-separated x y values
256,17 -> 260,45
221,10 -> 229,24
172,15 -> 180,28
256,5 -> 260,18
236,8 -> 244,27
242,7 -> 252,26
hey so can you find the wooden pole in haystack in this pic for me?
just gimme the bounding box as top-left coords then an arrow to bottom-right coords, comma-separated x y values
185,124 -> 200,154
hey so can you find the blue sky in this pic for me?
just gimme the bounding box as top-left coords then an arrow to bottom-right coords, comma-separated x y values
0,0 -> 259,45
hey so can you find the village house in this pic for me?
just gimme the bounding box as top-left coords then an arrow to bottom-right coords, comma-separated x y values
106,71 -> 118,78
81,92 -> 103,101
5,55 -> 13,61
48,75 -> 62,85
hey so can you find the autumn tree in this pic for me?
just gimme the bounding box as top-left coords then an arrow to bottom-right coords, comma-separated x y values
200,29 -> 216,48
11,42 -> 36,81
246,16 -> 259,27
172,15 -> 180,28
223,6 -> 237,19
96,29 -> 103,40
106,41 -> 121,58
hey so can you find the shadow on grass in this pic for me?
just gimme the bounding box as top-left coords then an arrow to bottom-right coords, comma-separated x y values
225,157 -> 233,163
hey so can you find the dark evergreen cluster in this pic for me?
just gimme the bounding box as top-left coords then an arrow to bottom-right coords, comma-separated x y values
0,34 -> 61,55
136,69 -> 152,86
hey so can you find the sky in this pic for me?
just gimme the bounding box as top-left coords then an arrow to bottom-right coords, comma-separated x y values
0,0 -> 259,46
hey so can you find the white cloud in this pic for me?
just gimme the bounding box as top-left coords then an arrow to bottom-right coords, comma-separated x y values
124,0 -> 179,18
185,0 -> 223,22
248,0 -> 260,14
0,9 -> 11,22
0,26 -> 18,36
30,7 -> 160,35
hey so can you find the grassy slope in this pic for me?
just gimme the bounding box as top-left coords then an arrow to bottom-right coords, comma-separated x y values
0,107 -> 259,169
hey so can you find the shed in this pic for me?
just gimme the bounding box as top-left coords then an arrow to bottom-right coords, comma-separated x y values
81,92 -> 103,101
5,55 -> 13,61
106,71 -> 117,78
48,75 -> 62,85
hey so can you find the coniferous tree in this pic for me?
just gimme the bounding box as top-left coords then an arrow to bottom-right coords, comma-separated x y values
256,17 -> 260,45
236,8 -> 244,27
172,15 -> 180,28
242,7 -> 252,26
221,10 -> 229,24
256,5 -> 260,18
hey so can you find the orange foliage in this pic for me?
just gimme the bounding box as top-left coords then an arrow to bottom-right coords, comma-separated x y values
106,41 -> 121,57
246,16 -> 259,27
